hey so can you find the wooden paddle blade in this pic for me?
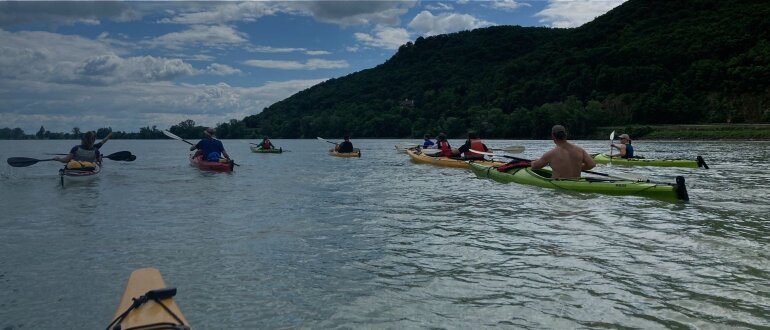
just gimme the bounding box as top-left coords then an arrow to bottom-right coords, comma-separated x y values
7,157 -> 54,167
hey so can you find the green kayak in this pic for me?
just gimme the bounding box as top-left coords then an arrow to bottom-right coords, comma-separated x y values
250,146 -> 283,153
469,162 -> 689,202
592,153 -> 708,168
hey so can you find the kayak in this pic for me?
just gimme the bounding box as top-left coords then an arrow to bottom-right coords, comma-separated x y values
190,153 -> 234,172
59,162 -> 101,187
329,148 -> 361,158
250,146 -> 283,153
469,162 -> 689,201
108,267 -> 190,330
592,153 -> 708,168
406,147 -> 506,169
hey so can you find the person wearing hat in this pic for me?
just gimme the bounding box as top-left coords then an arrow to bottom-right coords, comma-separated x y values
335,135 -> 354,153
531,125 -> 595,179
457,131 -> 489,160
610,134 -> 634,158
190,127 -> 230,161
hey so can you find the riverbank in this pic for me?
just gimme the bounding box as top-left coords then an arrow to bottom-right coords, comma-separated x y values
588,124 -> 770,140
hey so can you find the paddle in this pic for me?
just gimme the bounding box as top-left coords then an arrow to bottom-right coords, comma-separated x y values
316,137 -> 338,145
469,150 -> 648,182
609,131 -> 615,165
492,146 -> 525,154
164,130 -> 239,166
7,151 -> 135,167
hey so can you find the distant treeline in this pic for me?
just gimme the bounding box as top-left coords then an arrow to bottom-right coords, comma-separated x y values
0,119 -> 256,140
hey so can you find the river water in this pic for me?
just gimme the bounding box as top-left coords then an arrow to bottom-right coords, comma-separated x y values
1,139 -> 768,329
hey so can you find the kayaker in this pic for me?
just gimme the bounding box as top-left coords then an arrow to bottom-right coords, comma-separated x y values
54,131 -> 112,164
531,125 -> 595,179
457,131 -> 488,160
422,134 -> 435,149
260,136 -> 275,150
432,133 -> 459,157
190,127 -> 231,161
335,136 -> 354,153
610,134 -> 635,158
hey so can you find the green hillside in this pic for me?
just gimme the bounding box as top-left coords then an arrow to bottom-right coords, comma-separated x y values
235,0 -> 770,139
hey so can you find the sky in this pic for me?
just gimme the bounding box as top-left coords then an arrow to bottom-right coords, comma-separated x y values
0,0 -> 625,134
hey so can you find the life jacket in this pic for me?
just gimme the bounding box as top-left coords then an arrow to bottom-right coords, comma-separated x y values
465,139 -> 485,159
624,143 -> 634,158
262,140 -> 272,149
73,146 -> 97,162
437,141 -> 453,157
66,160 -> 96,170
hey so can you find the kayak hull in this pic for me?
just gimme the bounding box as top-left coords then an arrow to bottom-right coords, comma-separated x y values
110,268 -> 189,329
329,148 -> 361,157
592,153 -> 706,168
406,147 -> 505,169
250,146 -> 282,153
469,162 -> 688,201
59,163 -> 101,187
190,154 -> 234,172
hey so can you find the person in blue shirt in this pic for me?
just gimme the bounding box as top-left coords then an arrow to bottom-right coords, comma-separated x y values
611,133 -> 635,158
190,128 -> 230,161
422,134 -> 435,149
55,131 -> 112,163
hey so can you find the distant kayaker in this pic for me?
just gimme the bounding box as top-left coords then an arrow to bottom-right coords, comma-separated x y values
531,125 -> 595,179
260,136 -> 275,150
54,131 -> 112,163
191,127 -> 230,161
335,136 -> 354,153
422,134 -> 435,149
457,131 -> 488,160
610,134 -> 634,158
432,133 -> 458,157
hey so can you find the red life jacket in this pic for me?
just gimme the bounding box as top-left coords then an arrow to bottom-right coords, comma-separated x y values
438,141 -> 453,157
262,140 -> 271,149
465,139 -> 485,159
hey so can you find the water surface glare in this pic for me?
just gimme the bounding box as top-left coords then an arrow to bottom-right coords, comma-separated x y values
1,139 -> 768,328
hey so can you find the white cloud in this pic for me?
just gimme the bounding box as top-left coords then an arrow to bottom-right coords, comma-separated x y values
536,0 -> 626,28
425,2 -> 454,11
293,1 -> 417,26
243,59 -> 348,70
0,78 -> 327,132
148,25 -> 248,50
159,2 -> 294,25
485,0 -> 529,12
206,63 -> 242,76
246,46 -> 330,56
408,11 -> 493,36
354,26 -> 411,50
0,1 -> 140,27
305,50 -> 331,56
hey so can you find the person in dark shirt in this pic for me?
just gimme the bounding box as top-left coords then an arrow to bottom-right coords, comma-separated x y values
610,133 -> 635,158
457,132 -> 488,160
336,136 -> 354,153
422,134 -> 435,149
191,127 -> 230,161
55,131 -> 112,163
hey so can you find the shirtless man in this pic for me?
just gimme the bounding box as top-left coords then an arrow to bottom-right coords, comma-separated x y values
531,125 -> 596,179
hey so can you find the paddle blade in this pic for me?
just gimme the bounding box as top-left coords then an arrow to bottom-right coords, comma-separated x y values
495,146 -> 525,154
7,157 -> 49,167
163,130 -> 182,140
610,131 -> 615,141
105,151 -> 133,161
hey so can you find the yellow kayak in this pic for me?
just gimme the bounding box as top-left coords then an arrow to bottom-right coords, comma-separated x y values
329,148 -> 361,157
108,268 -> 190,330
406,147 -> 505,169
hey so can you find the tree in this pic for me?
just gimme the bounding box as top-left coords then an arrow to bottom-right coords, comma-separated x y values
36,126 -> 46,139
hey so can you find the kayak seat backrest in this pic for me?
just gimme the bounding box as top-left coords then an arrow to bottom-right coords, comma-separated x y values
496,161 -> 531,172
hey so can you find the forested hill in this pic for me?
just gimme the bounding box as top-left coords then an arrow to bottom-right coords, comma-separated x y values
237,0 -> 770,139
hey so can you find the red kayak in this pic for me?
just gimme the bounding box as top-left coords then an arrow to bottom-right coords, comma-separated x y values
189,153 -> 234,172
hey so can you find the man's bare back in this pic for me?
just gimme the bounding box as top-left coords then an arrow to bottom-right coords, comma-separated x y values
532,141 -> 595,179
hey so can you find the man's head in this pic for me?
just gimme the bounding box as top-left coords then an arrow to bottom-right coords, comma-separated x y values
551,125 -> 567,140
204,127 -> 215,137
343,135 -> 350,141
619,134 -> 630,142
